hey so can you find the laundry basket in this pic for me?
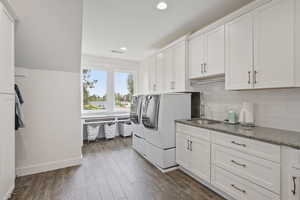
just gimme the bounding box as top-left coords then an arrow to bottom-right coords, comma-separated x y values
104,122 -> 117,139
118,121 -> 133,137
87,124 -> 100,141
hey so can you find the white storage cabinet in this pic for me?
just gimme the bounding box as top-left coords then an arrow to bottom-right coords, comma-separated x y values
226,0 -> 299,90
189,25 -> 225,79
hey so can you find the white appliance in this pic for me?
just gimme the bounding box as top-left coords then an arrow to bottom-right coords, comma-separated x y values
131,95 -> 147,155
239,102 -> 255,126
141,93 -> 191,170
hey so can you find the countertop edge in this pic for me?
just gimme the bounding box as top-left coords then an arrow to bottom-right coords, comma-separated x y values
175,120 -> 300,150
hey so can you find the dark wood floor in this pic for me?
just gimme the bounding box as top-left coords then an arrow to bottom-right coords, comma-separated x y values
10,137 -> 224,200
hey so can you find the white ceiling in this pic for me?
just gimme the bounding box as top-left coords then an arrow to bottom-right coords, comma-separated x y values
82,0 -> 253,61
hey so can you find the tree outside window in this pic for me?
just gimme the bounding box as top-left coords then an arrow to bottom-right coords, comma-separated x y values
114,72 -> 134,111
82,69 -> 107,111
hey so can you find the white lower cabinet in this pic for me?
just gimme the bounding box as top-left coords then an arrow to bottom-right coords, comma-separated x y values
175,132 -> 190,169
176,124 -> 211,183
176,123 -> 283,200
189,137 -> 211,182
212,166 -> 280,200
212,144 -> 280,194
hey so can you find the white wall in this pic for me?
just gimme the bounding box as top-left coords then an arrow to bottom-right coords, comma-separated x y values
194,81 -> 300,132
15,68 -> 82,176
10,0 -> 83,72
8,0 -> 83,177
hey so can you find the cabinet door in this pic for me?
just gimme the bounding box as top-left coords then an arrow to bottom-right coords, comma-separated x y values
156,53 -> 165,93
173,42 -> 186,92
189,35 -> 205,79
176,133 -> 189,169
0,94 -> 15,198
0,8 -> 14,94
148,56 -> 157,93
205,25 -> 225,77
163,48 -> 173,93
189,137 -> 211,183
225,13 -> 254,90
138,61 -> 149,94
253,0 -> 294,89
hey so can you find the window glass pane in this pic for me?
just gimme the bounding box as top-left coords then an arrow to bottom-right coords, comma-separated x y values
82,69 -> 107,111
114,72 -> 134,111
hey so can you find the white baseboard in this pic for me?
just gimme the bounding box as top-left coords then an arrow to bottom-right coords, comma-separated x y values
3,183 -> 15,200
16,156 -> 82,177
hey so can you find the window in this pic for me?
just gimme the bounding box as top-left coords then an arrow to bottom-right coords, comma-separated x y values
82,69 -> 108,111
114,72 -> 134,111
81,68 -> 136,114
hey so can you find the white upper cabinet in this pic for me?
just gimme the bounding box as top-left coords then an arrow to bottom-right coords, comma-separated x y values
173,41 -> 187,92
138,60 -> 149,94
226,0 -> 298,90
148,56 -> 157,93
205,25 -> 225,77
163,41 -> 187,93
189,25 -> 225,79
143,37 -> 190,94
163,48 -> 173,93
253,0 -> 294,89
189,34 -> 205,79
225,13 -> 254,90
156,53 -> 165,93
0,7 -> 14,94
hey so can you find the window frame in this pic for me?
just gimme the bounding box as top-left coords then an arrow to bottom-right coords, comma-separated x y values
81,65 -> 137,115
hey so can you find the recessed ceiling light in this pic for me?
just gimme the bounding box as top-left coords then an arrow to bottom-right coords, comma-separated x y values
156,1 -> 168,10
120,47 -> 127,51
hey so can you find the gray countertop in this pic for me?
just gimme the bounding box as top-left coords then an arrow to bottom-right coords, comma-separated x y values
175,119 -> 300,149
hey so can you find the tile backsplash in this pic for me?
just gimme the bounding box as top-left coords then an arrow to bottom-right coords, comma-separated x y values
193,81 -> 300,132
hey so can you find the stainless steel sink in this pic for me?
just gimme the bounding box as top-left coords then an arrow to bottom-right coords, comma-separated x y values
189,119 -> 221,125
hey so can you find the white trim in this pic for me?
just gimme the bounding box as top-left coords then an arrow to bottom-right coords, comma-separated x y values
16,157 -> 82,177
3,183 -> 14,200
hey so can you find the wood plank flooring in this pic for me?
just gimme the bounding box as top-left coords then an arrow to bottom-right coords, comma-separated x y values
10,137 -> 225,200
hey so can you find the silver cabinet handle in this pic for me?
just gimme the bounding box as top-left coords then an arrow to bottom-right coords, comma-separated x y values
254,70 -> 258,84
231,184 -> 246,194
248,71 -> 251,84
204,63 -> 207,73
190,140 -> 193,151
201,64 -> 204,74
231,160 -> 246,168
231,141 -> 246,147
187,139 -> 190,150
292,176 -> 297,195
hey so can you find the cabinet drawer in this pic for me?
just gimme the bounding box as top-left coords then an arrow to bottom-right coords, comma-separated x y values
211,131 -> 280,163
212,166 -> 280,200
212,144 -> 280,194
176,123 -> 210,142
